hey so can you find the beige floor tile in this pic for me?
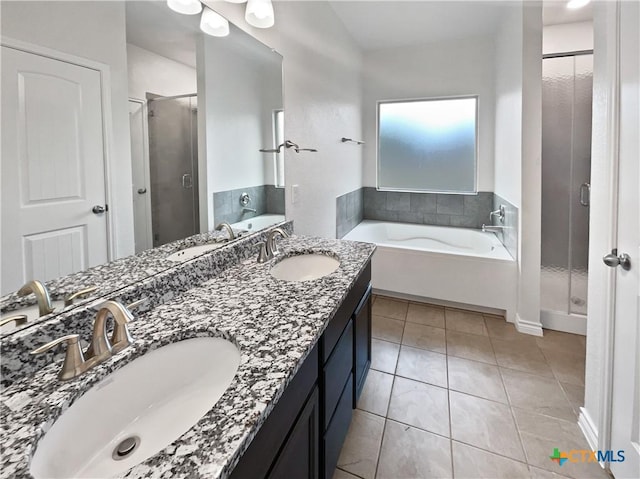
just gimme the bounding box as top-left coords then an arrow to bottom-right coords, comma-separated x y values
372,315 -> 405,343
445,308 -> 488,336
357,369 -> 394,417
501,369 -> 576,421
376,420 -> 452,479
528,466 -> 573,479
450,391 -> 525,462
372,297 -> 408,320
447,356 -> 508,403
395,345 -> 448,388
560,382 -> 585,414
452,441 -> 530,478
337,410 -> 385,479
371,339 -> 400,374
333,468 -> 361,479
446,330 -> 497,365
387,377 -> 450,437
491,337 -> 555,378
513,409 -> 610,479
541,349 -> 586,387
484,316 -> 525,340
406,303 -> 445,328
536,330 -> 586,357
401,322 -> 446,354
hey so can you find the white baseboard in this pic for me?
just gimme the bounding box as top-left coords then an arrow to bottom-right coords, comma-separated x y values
515,313 -> 544,336
578,408 -> 599,451
540,310 -> 587,336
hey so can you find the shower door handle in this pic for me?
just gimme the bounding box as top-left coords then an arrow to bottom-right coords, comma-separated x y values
181,173 -> 193,189
580,183 -> 590,206
603,249 -> 631,271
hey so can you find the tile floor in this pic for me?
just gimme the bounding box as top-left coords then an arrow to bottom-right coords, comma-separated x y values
334,295 -> 611,479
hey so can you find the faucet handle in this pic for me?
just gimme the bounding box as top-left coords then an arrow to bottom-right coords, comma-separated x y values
64,285 -> 99,307
17,280 -> 54,317
257,242 -> 270,263
31,334 -> 86,381
0,314 -> 28,328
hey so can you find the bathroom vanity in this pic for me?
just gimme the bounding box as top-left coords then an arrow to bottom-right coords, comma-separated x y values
0,222 -> 375,479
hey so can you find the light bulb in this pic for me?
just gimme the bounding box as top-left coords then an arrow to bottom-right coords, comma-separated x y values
245,0 -> 274,28
167,0 -> 202,15
200,8 -> 230,37
223,0 -> 247,3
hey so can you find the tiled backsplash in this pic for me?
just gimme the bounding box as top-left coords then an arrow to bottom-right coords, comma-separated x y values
363,187 -> 493,229
214,185 -> 285,225
336,187 -> 519,259
336,188 -> 364,238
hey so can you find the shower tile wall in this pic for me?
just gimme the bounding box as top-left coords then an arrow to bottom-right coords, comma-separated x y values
336,188 -> 364,238
213,185 -> 284,225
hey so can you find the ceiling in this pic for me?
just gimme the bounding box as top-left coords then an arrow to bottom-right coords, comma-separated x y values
125,0 -> 200,68
328,0 -> 593,51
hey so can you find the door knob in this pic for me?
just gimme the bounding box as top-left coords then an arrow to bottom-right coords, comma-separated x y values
137,188 -> 147,194
603,249 -> 631,271
92,205 -> 107,215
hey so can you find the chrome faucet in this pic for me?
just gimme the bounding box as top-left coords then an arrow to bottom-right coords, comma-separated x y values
257,228 -> 290,263
31,300 -> 135,381
242,207 -> 257,214
17,280 -> 54,317
482,224 -> 507,233
215,222 -> 236,240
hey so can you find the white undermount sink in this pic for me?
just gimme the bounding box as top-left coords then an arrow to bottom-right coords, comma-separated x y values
30,337 -> 241,478
1,300 -> 65,333
166,243 -> 225,262
270,253 -> 340,282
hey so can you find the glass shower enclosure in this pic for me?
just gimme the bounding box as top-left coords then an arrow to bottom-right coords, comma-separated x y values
147,93 -> 199,247
540,53 -> 593,331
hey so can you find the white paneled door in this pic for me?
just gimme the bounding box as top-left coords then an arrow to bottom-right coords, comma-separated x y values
609,1 -> 640,477
1,46 -> 109,295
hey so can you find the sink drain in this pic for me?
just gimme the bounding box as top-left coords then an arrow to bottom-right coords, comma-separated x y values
112,436 -> 140,460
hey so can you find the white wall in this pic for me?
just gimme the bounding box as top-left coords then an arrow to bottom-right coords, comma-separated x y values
126,43 -> 197,100
543,21 -> 594,55
1,1 -> 135,259
361,36 -> 497,191
494,6 -> 523,208
202,0 -> 364,238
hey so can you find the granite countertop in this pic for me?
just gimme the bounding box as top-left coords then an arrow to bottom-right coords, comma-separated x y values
0,227 -> 252,335
0,235 -> 375,479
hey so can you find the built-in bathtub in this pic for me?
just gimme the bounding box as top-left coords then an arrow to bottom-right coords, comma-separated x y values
343,220 -> 517,322
231,214 -> 285,232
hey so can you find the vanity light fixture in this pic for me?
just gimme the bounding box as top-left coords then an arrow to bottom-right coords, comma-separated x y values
567,0 -> 590,9
167,0 -> 202,15
245,0 -> 275,28
200,7 -> 230,37
223,0 -> 248,3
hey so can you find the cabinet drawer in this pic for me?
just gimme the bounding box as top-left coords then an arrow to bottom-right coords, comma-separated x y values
322,319 -> 353,430
322,262 -> 371,363
323,375 -> 353,479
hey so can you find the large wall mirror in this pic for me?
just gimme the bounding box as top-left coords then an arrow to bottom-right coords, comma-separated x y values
0,1 -> 284,310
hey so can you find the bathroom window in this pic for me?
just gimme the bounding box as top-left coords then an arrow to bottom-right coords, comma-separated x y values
273,109 -> 285,188
377,96 -> 477,193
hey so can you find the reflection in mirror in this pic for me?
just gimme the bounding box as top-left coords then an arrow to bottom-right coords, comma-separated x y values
0,0 -> 284,314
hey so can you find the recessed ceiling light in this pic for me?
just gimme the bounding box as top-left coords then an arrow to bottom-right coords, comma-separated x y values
567,0 -> 591,10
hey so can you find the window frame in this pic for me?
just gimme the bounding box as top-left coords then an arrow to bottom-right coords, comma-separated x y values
375,94 -> 480,195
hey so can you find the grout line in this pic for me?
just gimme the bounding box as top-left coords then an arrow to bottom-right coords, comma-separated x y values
335,466 -> 366,479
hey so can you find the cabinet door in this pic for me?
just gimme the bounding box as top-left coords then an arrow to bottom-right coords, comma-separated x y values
353,285 -> 372,404
268,386 -> 320,479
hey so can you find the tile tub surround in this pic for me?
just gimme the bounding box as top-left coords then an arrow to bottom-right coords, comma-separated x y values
0,236 -> 376,479
0,222 -> 294,389
493,193 -> 518,260
362,187 -> 494,229
335,295 -> 604,479
214,185 -> 285,226
336,188 -> 364,238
